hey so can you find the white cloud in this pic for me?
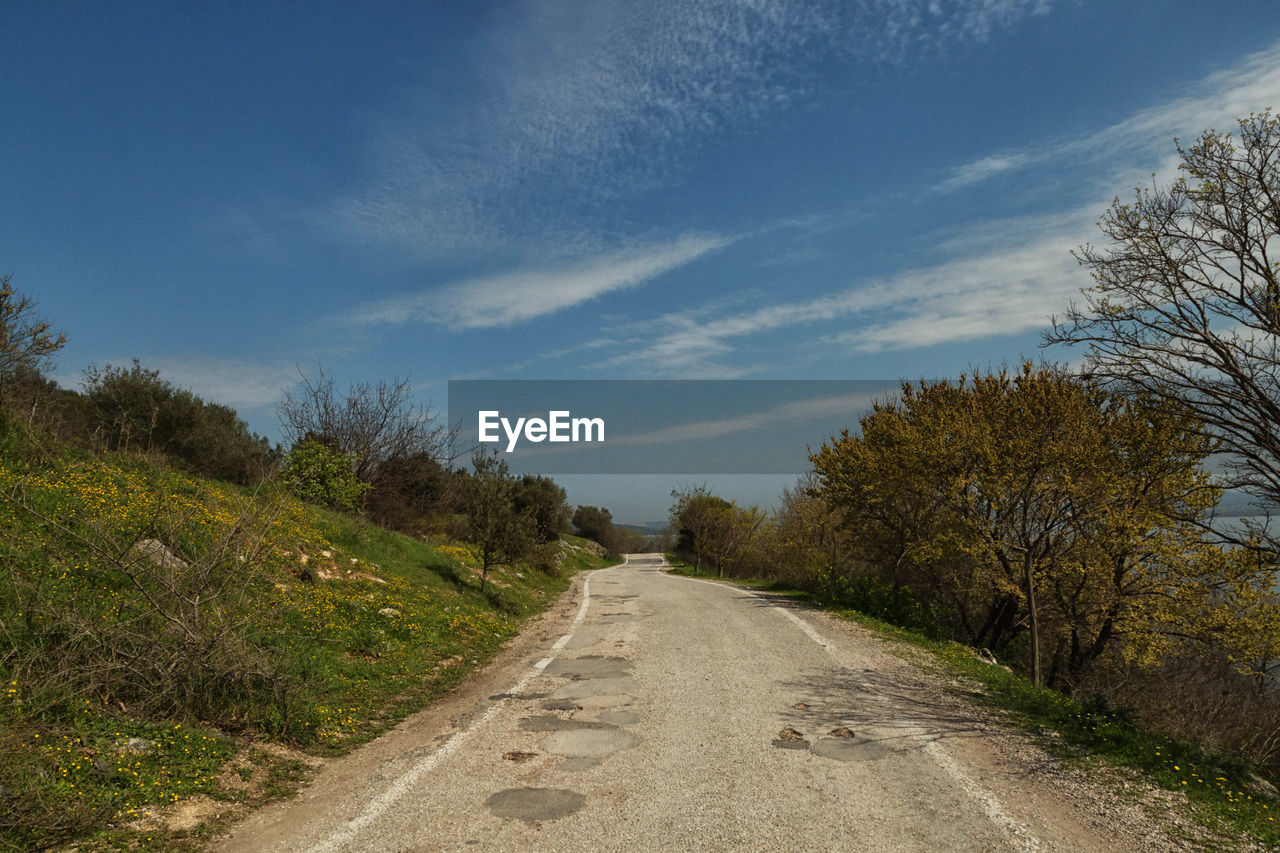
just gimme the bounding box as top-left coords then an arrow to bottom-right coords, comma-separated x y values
146,358 -> 299,411
936,151 -> 1035,191
348,234 -> 731,329
939,40 -> 1280,192
602,219 -> 1085,372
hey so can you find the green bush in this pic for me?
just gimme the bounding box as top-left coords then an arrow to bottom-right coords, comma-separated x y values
278,440 -> 370,512
82,360 -> 275,484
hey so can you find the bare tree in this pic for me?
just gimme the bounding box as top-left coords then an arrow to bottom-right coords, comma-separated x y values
0,274 -> 66,405
1046,112 -> 1280,544
278,367 -> 453,482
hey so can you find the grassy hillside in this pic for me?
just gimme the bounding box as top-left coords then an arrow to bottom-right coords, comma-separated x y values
0,418 -> 614,851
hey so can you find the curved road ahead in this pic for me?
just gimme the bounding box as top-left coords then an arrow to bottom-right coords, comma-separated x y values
217,555 -> 1178,852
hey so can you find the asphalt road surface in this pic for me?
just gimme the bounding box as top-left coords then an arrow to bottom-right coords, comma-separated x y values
216,554 -> 1184,852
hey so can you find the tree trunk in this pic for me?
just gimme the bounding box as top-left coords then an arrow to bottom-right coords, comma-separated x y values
1024,554 -> 1041,686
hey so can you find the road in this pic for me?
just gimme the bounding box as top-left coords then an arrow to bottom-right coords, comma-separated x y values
216,554 -> 1184,852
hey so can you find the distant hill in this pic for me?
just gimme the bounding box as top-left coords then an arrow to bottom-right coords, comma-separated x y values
616,521 -> 669,535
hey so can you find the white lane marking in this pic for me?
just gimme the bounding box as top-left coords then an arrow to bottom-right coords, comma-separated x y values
534,574 -> 593,670
307,570 -> 596,853
664,571 -> 1043,852
919,737 -> 1044,852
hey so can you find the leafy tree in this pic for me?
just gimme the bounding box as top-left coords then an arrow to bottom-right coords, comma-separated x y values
464,450 -> 533,591
1047,111 -> 1280,548
812,365 -> 1219,687
668,485 -> 765,577
512,474 -> 571,543
83,360 -> 275,484
278,439 -> 370,512
365,451 -> 455,533
668,485 -> 727,572
0,275 -> 65,406
767,474 -> 857,598
572,505 -> 615,545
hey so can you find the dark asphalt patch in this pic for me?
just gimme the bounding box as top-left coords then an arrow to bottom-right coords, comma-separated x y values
772,737 -> 810,750
542,655 -> 631,679
811,736 -> 890,762
541,727 -> 641,757
550,676 -> 639,700
541,700 -> 582,711
519,716 -> 613,732
485,787 -> 586,822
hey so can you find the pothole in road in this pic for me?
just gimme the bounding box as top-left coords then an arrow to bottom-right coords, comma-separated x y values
485,787 -> 586,822
503,751 -> 538,763
792,702 -> 810,710
572,694 -> 635,710
541,700 -> 582,711
829,726 -> 855,738
550,676 -> 639,700
541,727 -> 641,757
811,736 -> 890,762
488,692 -> 548,701
595,710 -> 640,725
520,716 -> 612,732
542,655 -> 631,680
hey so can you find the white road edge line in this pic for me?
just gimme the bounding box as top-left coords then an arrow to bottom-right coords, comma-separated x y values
664,567 -> 1043,853
304,555 -> 616,853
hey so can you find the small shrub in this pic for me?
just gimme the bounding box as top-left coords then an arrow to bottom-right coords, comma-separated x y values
527,542 -> 563,577
278,439 -> 370,512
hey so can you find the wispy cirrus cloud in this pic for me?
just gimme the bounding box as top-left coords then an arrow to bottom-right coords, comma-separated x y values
348,234 -> 731,329
118,357 -> 300,412
939,40 -> 1280,192
599,214 -> 1086,373
321,0 -> 1053,260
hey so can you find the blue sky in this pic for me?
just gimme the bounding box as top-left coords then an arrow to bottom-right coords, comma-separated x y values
6,1 -> 1280,520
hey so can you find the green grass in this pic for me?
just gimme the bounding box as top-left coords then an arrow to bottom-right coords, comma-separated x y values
673,570 -> 1280,850
0,421 -> 614,851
